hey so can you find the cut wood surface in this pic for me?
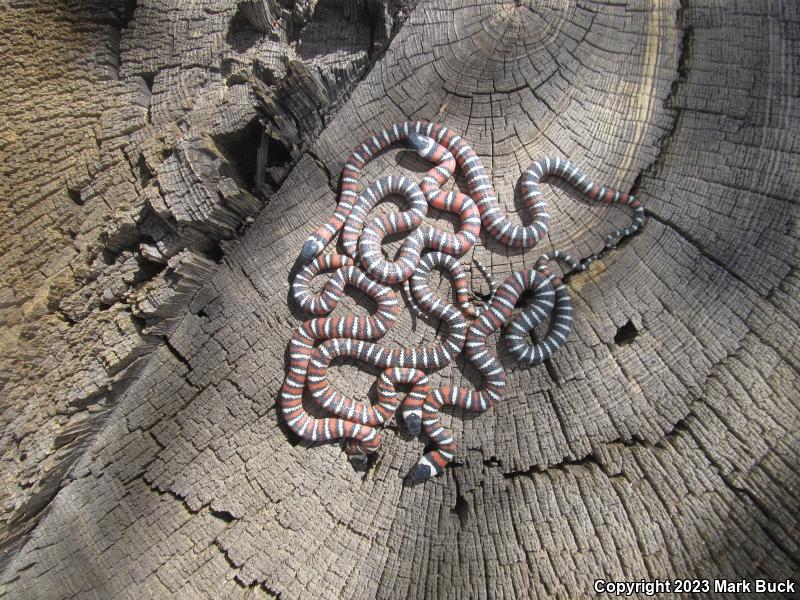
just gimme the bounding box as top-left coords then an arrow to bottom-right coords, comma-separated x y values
1,0 -> 798,598
0,0 -> 400,568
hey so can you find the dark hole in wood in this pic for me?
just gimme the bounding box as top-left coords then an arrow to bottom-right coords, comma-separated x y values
265,136 -> 291,168
136,154 -> 152,185
128,313 -> 145,331
260,135 -> 293,190
215,119 -> 263,193
140,71 -> 155,94
100,249 -> 116,266
205,242 -> 224,263
136,250 -> 168,279
117,0 -> 137,30
67,188 -> 83,206
210,509 -> 235,523
451,493 -> 469,525
614,319 -> 638,346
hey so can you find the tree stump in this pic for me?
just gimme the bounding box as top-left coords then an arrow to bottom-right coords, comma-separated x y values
1,0 -> 797,598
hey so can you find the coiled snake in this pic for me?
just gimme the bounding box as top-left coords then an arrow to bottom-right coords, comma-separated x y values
281,121 -> 644,482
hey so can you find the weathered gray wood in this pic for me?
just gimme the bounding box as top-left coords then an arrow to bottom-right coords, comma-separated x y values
1,0 -> 798,598
0,0 -> 400,572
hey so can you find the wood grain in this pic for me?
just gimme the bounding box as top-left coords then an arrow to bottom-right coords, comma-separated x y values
1,0 -> 797,598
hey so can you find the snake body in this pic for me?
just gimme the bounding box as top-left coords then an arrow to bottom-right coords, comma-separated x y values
300,121 -> 644,264
283,120 -> 645,481
280,255 -> 399,453
339,142 -> 481,285
304,252 -> 473,439
409,268 -> 559,481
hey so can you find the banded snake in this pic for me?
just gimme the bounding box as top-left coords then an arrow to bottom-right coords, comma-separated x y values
281,121 -> 644,482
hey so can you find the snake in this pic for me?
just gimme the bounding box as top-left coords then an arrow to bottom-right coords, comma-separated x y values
400,250 -> 585,483
304,252 -> 475,441
293,253 -> 568,480
339,141 -> 481,285
299,121 -> 644,266
280,254 -> 399,453
406,267 -> 565,481
284,120 -> 645,481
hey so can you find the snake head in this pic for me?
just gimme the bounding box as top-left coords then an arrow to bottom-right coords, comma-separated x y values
408,133 -> 434,158
348,453 -> 370,472
405,458 -> 438,484
298,239 -> 321,263
403,413 -> 422,437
